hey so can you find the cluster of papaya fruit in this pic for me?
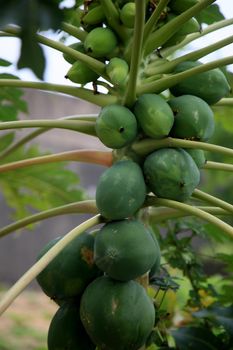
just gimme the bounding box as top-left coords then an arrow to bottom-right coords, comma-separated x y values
35,0 -> 231,349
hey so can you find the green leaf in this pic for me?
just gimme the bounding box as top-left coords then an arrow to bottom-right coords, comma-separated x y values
0,132 -> 14,152
0,58 -> 11,67
196,4 -> 225,25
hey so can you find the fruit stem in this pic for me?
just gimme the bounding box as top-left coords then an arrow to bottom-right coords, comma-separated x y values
0,214 -> 103,315
161,17 -> 233,58
0,115 -> 98,160
124,0 -> 146,107
145,34 -> 233,75
204,161 -> 233,172
138,55 -> 233,94
0,79 -> 118,106
62,22 -> 88,42
132,137 -> 233,158
99,0 -> 126,41
192,189 -> 233,215
0,149 -> 113,173
144,0 -> 216,55
215,98 -> 233,107
0,200 -> 98,238
146,196 -> 233,239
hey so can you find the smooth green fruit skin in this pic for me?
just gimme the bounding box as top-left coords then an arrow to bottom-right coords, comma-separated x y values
84,27 -> 118,58
96,160 -> 146,220
63,42 -> 85,64
106,57 -> 129,86
170,61 -> 231,105
80,276 -> 155,350
48,303 -> 95,350
36,232 -> 100,303
120,2 -> 135,28
81,5 -> 105,25
168,95 -> 215,141
94,219 -> 159,281
143,148 -> 200,202
185,148 -> 206,168
95,104 -> 137,149
133,94 -> 174,138
169,0 -> 198,14
66,60 -> 99,84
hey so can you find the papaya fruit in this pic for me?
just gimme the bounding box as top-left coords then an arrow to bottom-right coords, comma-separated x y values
168,95 -> 215,141
170,61 -> 231,105
133,94 -> 174,138
65,60 -> 99,84
48,302 -> 95,350
120,2 -> 135,28
106,57 -> 129,86
95,104 -> 137,148
95,159 -> 146,220
143,148 -> 200,202
185,148 -> 206,168
94,219 -> 159,281
169,0 -> 199,14
36,232 -> 100,303
81,5 -> 105,25
63,42 -> 84,65
80,276 -> 155,350
84,27 -> 118,58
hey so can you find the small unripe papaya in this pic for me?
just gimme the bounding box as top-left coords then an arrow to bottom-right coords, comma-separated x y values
63,42 -> 84,65
106,57 -> 129,86
81,4 -> 105,25
84,27 -> 118,58
65,60 -> 99,84
120,2 -> 135,28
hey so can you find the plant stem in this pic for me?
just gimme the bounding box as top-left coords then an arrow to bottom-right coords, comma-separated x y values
192,189 -> 233,215
0,119 -> 97,135
0,215 -> 103,315
215,98 -> 233,107
138,55 -> 233,95
99,0 -> 126,41
132,137 -> 233,157
124,0 -> 146,107
146,196 -> 233,239
0,150 -> 113,173
0,200 -> 97,238
0,79 -> 117,106
145,0 -> 216,55
62,22 -> 87,41
146,34 -> 233,75
204,161 -> 233,172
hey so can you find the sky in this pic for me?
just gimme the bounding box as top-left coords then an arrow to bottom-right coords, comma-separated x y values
0,0 -> 233,84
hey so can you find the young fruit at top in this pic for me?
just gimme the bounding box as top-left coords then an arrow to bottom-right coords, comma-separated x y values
95,159 -> 146,220
170,61 -> 231,105
65,60 -> 99,85
36,232 -> 100,303
169,0 -> 199,14
94,219 -> 159,281
84,27 -> 118,58
143,148 -> 200,202
81,4 -> 105,25
133,94 -> 174,138
185,149 -> 206,168
95,104 -> 137,149
106,57 -> 129,86
80,276 -> 155,350
48,302 -> 95,350
168,95 -> 215,141
120,2 -> 135,28
63,42 -> 85,65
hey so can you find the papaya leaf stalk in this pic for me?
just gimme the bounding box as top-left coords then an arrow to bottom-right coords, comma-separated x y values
204,161 -> 233,172
62,22 -> 88,42
192,189 -> 233,215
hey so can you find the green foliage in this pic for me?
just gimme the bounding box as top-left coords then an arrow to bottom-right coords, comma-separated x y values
195,4 -> 225,25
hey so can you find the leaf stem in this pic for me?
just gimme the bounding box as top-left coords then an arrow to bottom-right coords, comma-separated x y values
0,200 -> 98,238
0,150 -> 113,173
124,0 -> 146,107
0,215 -> 103,315
146,196 -> 233,239
204,161 -> 233,172
62,22 -> 87,42
0,79 -> 118,106
192,189 -> 233,215
132,137 -> 233,157
99,0 -> 126,41
215,98 -> 233,107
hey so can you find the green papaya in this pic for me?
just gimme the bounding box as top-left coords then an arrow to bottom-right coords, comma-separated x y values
84,27 -> 118,58
143,148 -> 200,202
95,104 -> 137,148
170,61 -> 231,105
63,42 -> 84,65
94,219 -> 159,281
36,232 -> 100,303
80,276 -> 155,350
185,148 -> 206,168
106,57 -> 129,86
48,303 -> 95,350
95,159 -> 146,220
168,95 -> 215,141
169,0 -> 198,14
65,60 -> 99,84
133,94 -> 174,138
120,2 -> 135,28
81,5 -> 105,25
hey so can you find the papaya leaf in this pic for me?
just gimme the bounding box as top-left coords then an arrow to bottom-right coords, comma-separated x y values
196,4 -> 225,25
0,58 -> 11,67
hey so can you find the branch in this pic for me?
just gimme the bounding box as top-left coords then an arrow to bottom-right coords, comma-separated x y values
0,200 -> 97,238
0,215 -> 103,315
62,22 -> 87,42
215,98 -> 233,107
204,161 -> 233,172
192,189 -> 233,215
